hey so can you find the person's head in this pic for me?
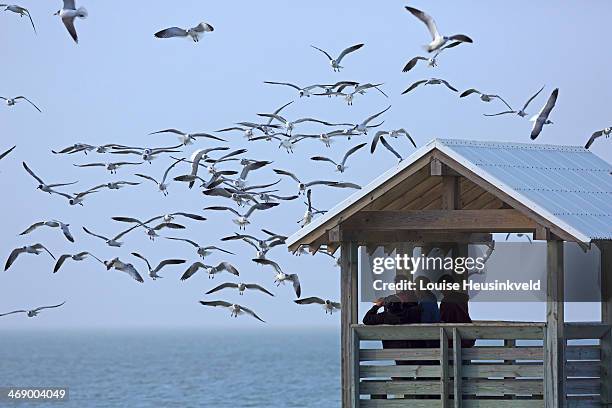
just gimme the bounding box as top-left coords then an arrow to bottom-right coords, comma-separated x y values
437,274 -> 458,297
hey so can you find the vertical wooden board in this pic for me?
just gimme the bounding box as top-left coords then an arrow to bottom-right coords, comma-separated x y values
441,328 -> 450,408
341,241 -> 359,408
453,328 -> 462,408
544,241 -> 565,408
601,242 -> 612,405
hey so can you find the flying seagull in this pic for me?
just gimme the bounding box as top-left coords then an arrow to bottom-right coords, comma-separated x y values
203,202 -> 279,230
373,129 -> 416,148
310,143 -> 366,173
22,162 -> 78,194
402,41 -> 463,72
134,158 -> 184,196
74,161 -> 142,174
165,237 -> 233,259
0,145 -> 16,162
89,181 -> 141,191
54,0 -> 87,43
5,243 -> 55,271
131,252 -> 185,280
54,252 -> 103,273
82,225 -> 138,247
273,169 -> 360,195
294,297 -> 341,315
1,96 -> 41,112
155,22 -> 214,42
199,301 -> 265,323
252,258 -> 301,298
110,216 -> 185,241
299,189 -> 327,227
104,258 -> 144,283
530,88 -> 559,140
505,233 -> 533,244
371,133 -> 403,162
402,78 -> 458,95
221,232 -> 285,259
585,127 -> 611,149
350,105 -> 391,135
0,4 -> 36,33
484,85 -> 545,118
19,220 -> 74,242
311,43 -> 364,71
180,261 -> 239,281
56,188 -> 99,206
263,82 -> 326,98
405,6 -> 472,52
0,301 -> 65,318
460,89 -> 513,110
149,128 -> 225,146
205,282 -> 274,297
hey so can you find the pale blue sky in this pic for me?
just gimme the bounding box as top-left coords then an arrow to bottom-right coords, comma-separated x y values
0,1 -> 610,329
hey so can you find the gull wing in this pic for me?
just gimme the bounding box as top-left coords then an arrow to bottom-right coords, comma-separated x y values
244,284 -> 274,297
310,45 -> 333,61
155,27 -> 188,39
205,282 -> 239,295
295,297 -> 325,305
33,301 -> 66,312
199,300 -> 233,308
405,6 -> 440,41
336,43 -> 364,64
241,305 -> 266,323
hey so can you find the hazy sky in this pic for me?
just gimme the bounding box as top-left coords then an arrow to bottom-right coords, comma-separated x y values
0,1 -> 610,329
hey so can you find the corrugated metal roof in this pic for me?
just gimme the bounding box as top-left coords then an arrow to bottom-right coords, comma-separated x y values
287,138 -> 612,247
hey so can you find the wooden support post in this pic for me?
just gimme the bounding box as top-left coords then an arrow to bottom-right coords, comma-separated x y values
341,241 -> 359,408
452,328 -> 462,408
545,240 -> 565,408
441,328 -> 450,408
601,242 -> 612,406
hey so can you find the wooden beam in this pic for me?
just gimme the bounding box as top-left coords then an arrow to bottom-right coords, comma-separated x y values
442,176 -> 460,210
453,328 -> 462,408
342,209 -> 535,232
338,230 -> 492,245
544,240 -> 565,408
328,225 -> 342,243
340,242 -> 359,408
601,241 -> 612,406
440,328 -> 450,408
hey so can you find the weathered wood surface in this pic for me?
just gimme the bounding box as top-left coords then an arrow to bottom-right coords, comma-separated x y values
360,347 -> 546,361
360,401 -> 544,408
341,210 -> 536,233
544,240 -> 564,408
453,328 -> 463,408
360,379 -> 543,395
341,242 -> 359,408
441,329 -> 450,408
354,323 -> 545,341
601,241 -> 612,406
564,322 -> 611,340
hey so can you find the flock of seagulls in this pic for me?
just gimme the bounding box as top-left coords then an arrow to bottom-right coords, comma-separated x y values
1,3 -> 610,322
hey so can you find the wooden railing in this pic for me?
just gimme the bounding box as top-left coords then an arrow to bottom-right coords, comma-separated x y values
353,322 -> 611,407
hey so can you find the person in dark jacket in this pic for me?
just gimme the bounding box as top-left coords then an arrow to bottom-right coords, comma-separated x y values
363,275 -> 421,399
438,274 -> 476,348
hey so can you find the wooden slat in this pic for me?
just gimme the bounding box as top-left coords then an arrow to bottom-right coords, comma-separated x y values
565,360 -> 601,378
342,210 -> 536,233
566,345 -> 601,361
354,324 -> 545,341
360,379 -> 543,395
337,230 -> 493,245
360,401 -> 544,408
386,176 -> 441,211
367,166 -> 431,211
360,347 -> 544,361
566,378 -> 601,395
360,348 -> 441,361
565,322 -> 611,340
460,364 -> 543,378
360,364 -> 441,378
